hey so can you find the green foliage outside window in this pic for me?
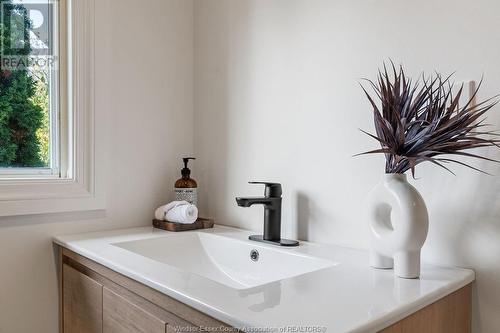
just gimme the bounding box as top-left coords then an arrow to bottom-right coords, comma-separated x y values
0,0 -> 50,168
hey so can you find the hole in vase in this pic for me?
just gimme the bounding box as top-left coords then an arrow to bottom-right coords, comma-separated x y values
372,203 -> 394,237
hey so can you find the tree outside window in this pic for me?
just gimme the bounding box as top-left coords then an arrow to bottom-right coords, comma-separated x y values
0,0 -> 54,168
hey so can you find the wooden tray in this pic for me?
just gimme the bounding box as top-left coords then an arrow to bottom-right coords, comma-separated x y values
152,217 -> 214,232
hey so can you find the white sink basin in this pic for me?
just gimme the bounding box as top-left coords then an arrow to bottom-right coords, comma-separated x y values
113,232 -> 336,289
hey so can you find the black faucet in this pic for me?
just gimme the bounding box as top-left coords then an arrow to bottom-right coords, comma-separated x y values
236,182 -> 299,247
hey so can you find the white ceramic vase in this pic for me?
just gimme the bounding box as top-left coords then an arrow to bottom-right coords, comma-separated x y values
366,173 -> 429,279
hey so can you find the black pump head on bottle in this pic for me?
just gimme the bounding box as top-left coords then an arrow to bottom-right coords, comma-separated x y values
181,157 -> 195,178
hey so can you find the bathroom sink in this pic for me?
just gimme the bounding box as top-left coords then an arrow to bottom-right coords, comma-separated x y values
112,232 -> 335,289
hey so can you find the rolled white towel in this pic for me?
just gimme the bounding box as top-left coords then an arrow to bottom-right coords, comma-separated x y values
166,204 -> 198,224
154,205 -> 167,220
154,201 -> 198,224
155,201 -> 187,220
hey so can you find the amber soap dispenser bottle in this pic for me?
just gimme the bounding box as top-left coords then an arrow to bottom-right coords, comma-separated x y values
174,157 -> 198,206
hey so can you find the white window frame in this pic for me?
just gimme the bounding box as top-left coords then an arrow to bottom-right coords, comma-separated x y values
0,0 -> 104,217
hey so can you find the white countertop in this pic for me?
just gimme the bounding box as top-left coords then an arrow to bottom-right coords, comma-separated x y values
54,226 -> 474,333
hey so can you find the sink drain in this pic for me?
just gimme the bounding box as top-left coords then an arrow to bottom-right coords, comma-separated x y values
250,249 -> 259,262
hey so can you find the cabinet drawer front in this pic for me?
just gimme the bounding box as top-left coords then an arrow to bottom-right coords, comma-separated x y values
103,287 -> 167,333
63,264 -> 103,333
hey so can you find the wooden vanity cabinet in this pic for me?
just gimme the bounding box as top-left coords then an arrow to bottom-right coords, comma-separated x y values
58,246 -> 471,333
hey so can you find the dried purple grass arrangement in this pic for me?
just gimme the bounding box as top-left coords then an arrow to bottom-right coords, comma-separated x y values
358,63 -> 500,177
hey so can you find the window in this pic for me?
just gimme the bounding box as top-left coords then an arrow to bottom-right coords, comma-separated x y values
0,0 -> 104,217
0,0 -> 65,179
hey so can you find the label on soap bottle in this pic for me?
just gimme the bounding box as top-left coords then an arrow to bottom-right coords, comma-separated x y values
175,188 -> 198,206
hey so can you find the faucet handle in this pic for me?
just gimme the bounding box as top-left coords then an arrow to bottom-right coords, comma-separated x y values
248,182 -> 282,198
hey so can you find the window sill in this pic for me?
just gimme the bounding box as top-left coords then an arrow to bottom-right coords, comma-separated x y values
0,178 -> 105,217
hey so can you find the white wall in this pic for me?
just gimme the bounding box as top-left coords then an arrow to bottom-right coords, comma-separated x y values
0,0 -> 194,332
193,1 -> 500,332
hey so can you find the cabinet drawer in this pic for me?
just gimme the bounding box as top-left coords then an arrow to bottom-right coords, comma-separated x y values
103,287 -> 167,333
63,264 -> 103,333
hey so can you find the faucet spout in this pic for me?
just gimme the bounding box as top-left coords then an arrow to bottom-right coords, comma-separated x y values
236,197 -> 279,208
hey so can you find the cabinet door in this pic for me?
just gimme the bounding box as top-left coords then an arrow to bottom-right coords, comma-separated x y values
63,264 -> 103,333
103,287 -> 167,333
